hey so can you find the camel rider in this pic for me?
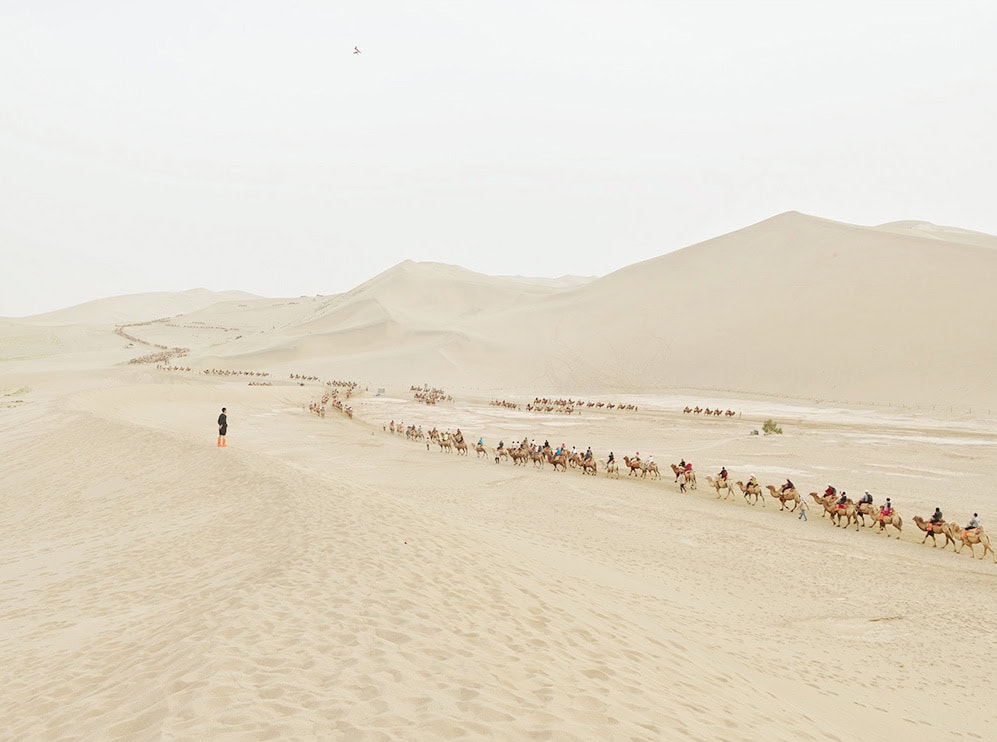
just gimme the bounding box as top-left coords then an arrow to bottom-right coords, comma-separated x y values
930,507 -> 944,525
478,437 -> 484,446
679,459 -> 686,469
585,446 -> 592,460
544,439 -> 550,449
718,466 -> 727,482
859,490 -> 873,507
965,513 -> 980,530
747,475 -> 758,489
608,451 -> 615,463
685,462 -> 693,473
836,491 -> 849,508
880,498 -> 893,518
781,478 -> 795,493
497,440 -> 504,450
634,451 -> 641,462
555,445 -> 562,456
824,484 -> 836,498
648,454 -> 654,464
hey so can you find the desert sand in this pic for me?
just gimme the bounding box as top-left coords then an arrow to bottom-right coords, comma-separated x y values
1,212 -> 995,741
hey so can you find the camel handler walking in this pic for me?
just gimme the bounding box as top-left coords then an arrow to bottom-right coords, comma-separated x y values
217,407 -> 228,447
798,495 -> 809,522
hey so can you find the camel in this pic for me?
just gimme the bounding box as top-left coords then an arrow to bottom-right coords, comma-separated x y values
854,502 -> 878,527
497,447 -> 510,461
622,456 -> 644,477
808,492 -> 836,518
454,439 -> 468,456
530,450 -> 545,469
828,499 -> 859,530
439,437 -> 453,453
509,448 -> 528,466
810,494 -> 859,529
913,516 -> 957,549
580,457 -> 598,476
736,481 -> 765,506
954,527 -> 995,562
671,464 -> 697,489
549,452 -> 568,472
683,406 -> 693,414
874,511 -> 903,537
765,485 -> 800,512
605,460 -> 620,478
474,443 -> 487,458
644,462 -> 661,480
706,475 -> 736,501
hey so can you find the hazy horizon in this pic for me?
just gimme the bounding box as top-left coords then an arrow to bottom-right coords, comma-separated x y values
3,0 -> 996,316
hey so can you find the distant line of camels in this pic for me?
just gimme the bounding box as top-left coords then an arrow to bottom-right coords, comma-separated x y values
684,406 -> 739,416
488,398 -> 640,414
116,321 -> 189,365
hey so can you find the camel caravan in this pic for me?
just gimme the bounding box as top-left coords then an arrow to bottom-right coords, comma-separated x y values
290,373 -> 321,382
204,368 -> 270,377
308,389 -> 354,420
161,321 -> 238,332
525,397 -> 639,414
369,399 -> 993,565
490,399 -> 521,409
683,406 -> 738,417
116,321 -> 191,365
326,379 -> 359,391
159,365 -> 273,380
411,385 -> 452,405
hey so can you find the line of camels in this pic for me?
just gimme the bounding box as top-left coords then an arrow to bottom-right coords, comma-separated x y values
488,398 -> 641,414
382,423 -> 993,563
683,406 -> 738,416
412,385 -> 453,405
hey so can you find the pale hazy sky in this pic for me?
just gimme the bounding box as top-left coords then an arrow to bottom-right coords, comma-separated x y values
2,0 -> 995,316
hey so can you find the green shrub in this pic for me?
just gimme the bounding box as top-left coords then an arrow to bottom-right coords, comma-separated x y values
762,418 -> 783,435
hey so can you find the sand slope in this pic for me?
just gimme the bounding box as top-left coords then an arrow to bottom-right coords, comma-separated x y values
487,211 -> 997,407
2,381 -> 995,741
13,288 -> 259,326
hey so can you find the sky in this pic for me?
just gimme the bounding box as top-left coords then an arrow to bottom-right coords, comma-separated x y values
1,0 -> 995,316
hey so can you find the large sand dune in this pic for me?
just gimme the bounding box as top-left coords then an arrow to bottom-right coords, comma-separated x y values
165,211 -> 997,410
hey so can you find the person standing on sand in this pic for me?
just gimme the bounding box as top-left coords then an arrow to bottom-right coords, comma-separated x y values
798,496 -> 809,521
217,407 -> 228,447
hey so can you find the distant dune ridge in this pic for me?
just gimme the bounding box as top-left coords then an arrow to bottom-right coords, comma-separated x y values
11,211 -> 997,408
13,288 -> 259,326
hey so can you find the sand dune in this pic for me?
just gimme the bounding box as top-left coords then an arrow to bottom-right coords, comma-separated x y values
171,211 -> 997,409
13,288 -> 259,326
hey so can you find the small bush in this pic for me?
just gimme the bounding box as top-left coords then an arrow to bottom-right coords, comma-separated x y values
762,419 -> 783,435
